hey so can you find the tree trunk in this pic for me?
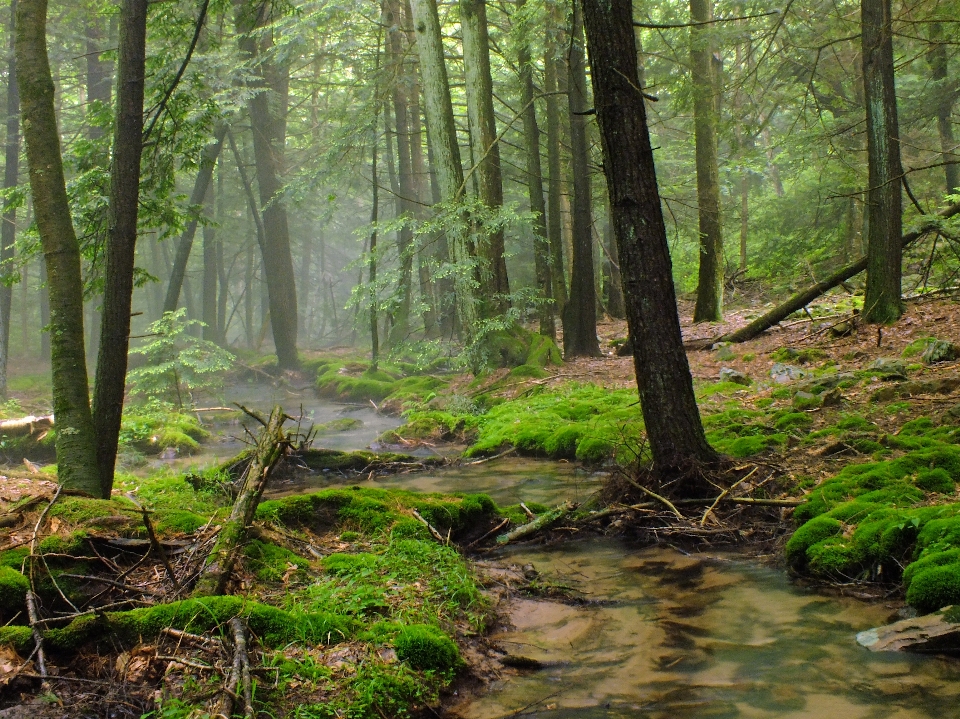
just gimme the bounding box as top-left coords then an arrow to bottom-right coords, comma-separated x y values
215,165 -> 228,344
581,0 -> 720,482
861,0 -> 903,324
605,209 -> 625,318
235,1 -> 299,370
369,131 -> 380,371
518,0 -> 555,338
201,173 -> 218,342
163,125 -> 227,314
544,42 -> 567,310
16,0 -> 99,494
562,2 -> 600,358
39,260 -> 48,360
92,0 -> 148,499
408,0 -> 478,343
927,23 -> 958,196
690,0 -> 724,322
244,239 -> 254,349
0,0 -> 19,399
461,0 -> 509,311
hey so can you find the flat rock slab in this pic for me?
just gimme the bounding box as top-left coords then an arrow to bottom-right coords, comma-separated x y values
857,606 -> 960,654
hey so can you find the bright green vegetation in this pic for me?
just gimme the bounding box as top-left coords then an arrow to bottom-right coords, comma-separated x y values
119,400 -> 209,455
314,417 -> 364,435
313,357 -> 451,409
786,415 -> 960,613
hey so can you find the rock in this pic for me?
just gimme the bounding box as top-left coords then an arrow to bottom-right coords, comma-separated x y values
715,343 -> 737,361
869,357 -> 908,379
820,387 -> 843,407
770,363 -> 807,384
795,372 -> 857,393
923,340 -> 959,365
829,321 -> 854,338
870,386 -> 900,402
857,606 -> 960,654
792,391 -> 822,410
947,404 -> 960,420
719,367 -> 751,386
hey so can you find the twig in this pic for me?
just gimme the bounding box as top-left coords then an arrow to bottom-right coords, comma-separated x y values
520,503 -> 536,520
412,510 -> 447,544
60,574 -> 159,595
623,477 -> 683,520
230,618 -> 254,719
464,447 -> 517,466
159,655 -> 215,671
25,591 -> 49,689
465,518 -> 510,550
162,627 -> 223,646
700,467 -> 758,527
126,494 -> 181,590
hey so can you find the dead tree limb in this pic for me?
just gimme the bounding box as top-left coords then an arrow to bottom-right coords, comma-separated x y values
230,618 -> 254,719
192,406 -> 289,597
704,201 -> 960,346
496,502 -> 573,545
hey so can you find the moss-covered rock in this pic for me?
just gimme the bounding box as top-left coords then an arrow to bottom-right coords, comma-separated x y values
393,624 -> 461,671
0,566 -> 29,618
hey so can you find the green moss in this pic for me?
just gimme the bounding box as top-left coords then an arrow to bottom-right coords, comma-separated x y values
771,347 -> 827,363
245,540 -> 310,583
785,516 -> 842,568
0,566 -> 29,617
393,624 -> 461,671
905,564 -> 960,613
315,418 -> 364,435
916,469 -> 956,494
723,435 -> 782,458
525,334 -> 562,367
508,364 -> 550,379
323,553 -> 380,576
0,625 -> 32,651
903,337 -> 935,358
774,412 -> 814,431
152,509 -> 208,535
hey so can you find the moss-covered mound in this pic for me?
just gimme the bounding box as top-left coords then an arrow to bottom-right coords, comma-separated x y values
313,357 -> 451,409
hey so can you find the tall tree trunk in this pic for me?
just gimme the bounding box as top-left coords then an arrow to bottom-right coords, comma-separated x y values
605,209 -> 625,318
215,164 -> 228,344
92,0 -> 147,498
518,0 -> 554,338
244,237 -> 254,348
690,0 -> 724,322
927,23 -> 958,195
581,0 -> 719,482
39,259 -> 49,360
544,39 -> 567,310
861,0 -> 903,324
163,126 -> 227,314
369,129 -> 380,371
201,172 -> 218,342
408,0 -> 478,344
562,2 -> 599,357
0,0 -> 19,399
461,0 -> 509,311
17,0 -> 99,494
235,1 -> 299,369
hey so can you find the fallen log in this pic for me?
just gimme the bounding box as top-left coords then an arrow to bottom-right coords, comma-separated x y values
0,415 -> 54,437
192,406 -> 290,597
496,502 -> 572,545
689,201 -> 960,347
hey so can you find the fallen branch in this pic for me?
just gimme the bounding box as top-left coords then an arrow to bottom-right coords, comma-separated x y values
464,518 -> 510,550
412,509 -> 447,544
126,494 -> 181,591
464,447 -> 517,466
25,591 -> 48,689
230,618 -> 254,719
623,477 -> 683,519
700,467 -> 758,527
496,503 -> 573,545
0,415 -> 54,437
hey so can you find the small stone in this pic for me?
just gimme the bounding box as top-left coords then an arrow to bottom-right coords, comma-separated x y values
923,339 -> 959,365
719,367 -> 751,386
829,321 -> 854,338
792,391 -> 822,410
820,388 -> 843,407
715,344 -> 737,361
870,386 -> 899,402
771,363 -> 807,384
858,606 -> 960,654
870,357 -> 908,378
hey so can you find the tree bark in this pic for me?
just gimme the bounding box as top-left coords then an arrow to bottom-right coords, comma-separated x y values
690,0 -> 724,322
235,1 -> 299,370
581,0 -> 720,481
461,0 -> 509,311
927,23 -> 959,196
518,0 -> 555,338
562,2 -> 600,357
92,0 -> 148,499
163,125 -> 227,315
0,0 -> 19,399
604,210 -> 625,318
861,0 -> 903,324
544,39 -> 567,310
201,169 -> 218,342
408,0 -> 478,343
369,131 -> 380,371
17,0 -> 99,494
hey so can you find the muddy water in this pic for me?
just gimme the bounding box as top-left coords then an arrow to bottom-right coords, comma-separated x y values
356,461 -> 960,719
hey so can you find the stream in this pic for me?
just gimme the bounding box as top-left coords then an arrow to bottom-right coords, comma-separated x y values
182,391 -> 960,716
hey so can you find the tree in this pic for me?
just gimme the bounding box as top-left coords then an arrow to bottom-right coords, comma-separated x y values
562,1 -> 600,358
543,24 -> 567,311
0,0 -> 19,399
927,23 -> 958,196
581,0 -> 720,483
690,0 -> 724,323
16,0 -> 99,494
861,0 -> 904,324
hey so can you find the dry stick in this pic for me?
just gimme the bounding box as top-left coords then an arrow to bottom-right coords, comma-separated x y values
126,494 -> 182,591
464,447 -> 517,466
700,467 -> 759,527
464,518 -> 510,550
25,591 -> 48,688
158,656 -> 215,671
60,573 -> 159,595
623,477 -> 683,520
520,502 -> 536,520
230,618 -> 254,719
412,510 -> 447,544
162,627 -> 222,646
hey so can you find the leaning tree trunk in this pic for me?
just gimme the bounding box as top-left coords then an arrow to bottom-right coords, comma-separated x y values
163,125 -> 227,315
0,0 -> 19,399
236,0 -> 299,370
861,0 -> 903,324
690,0 -> 724,323
518,0 -> 555,338
193,407 -> 288,597
581,0 -> 720,484
16,0 -> 99,494
461,0 -> 509,312
92,0 -> 148,499
927,23 -> 959,196
562,2 -> 600,358
408,0 -> 478,344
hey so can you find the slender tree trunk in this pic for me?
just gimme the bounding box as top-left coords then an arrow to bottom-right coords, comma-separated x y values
581,0 -> 719,483
761,126 -> 783,197
0,0 -> 19,398
201,174 -> 218,342
605,208 -> 625,318
17,0 -> 99,494
518,0 -> 554,338
461,0 -> 509,310
927,23 -> 958,195
39,259 -> 49,360
92,0 -> 147,498
544,41 -> 567,310
215,165 -> 228,344
235,1 -> 299,369
163,126 -> 227,314
408,0 -> 478,343
690,0 -> 724,322
369,131 -> 380,371
861,0 -> 903,324
562,2 -> 599,357
244,237 -> 254,349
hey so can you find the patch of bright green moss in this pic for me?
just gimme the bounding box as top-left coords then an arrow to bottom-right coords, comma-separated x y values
394,624 -> 461,671
245,540 -> 310,583
0,566 -> 29,617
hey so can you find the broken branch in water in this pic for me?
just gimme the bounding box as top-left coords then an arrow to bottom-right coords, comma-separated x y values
496,502 -> 573,545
